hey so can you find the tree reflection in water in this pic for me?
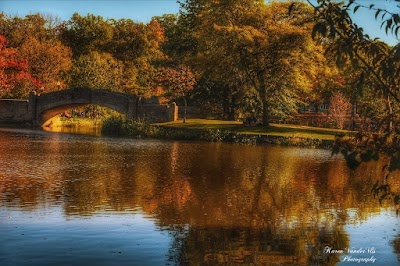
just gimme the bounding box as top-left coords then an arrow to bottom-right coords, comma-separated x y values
0,131 -> 399,264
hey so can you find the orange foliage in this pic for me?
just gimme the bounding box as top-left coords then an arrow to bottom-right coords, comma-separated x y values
146,19 -> 165,49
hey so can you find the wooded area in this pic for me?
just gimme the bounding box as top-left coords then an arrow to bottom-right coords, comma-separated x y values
1,0 -> 399,132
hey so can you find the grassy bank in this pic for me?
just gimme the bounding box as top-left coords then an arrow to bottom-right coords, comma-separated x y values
157,119 -> 348,141
102,118 -> 346,147
48,117 -> 103,128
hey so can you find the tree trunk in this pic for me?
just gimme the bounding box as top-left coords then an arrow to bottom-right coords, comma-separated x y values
258,75 -> 269,126
228,107 -> 236,121
385,94 -> 394,132
222,97 -> 234,120
227,95 -> 236,121
183,97 -> 187,123
351,101 -> 356,131
222,88 -> 237,120
262,100 -> 269,126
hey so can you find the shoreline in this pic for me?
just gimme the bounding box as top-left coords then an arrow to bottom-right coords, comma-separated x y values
0,119 -> 336,148
155,126 -> 335,148
101,118 -> 336,148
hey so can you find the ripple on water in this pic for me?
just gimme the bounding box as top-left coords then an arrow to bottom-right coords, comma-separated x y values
0,128 -> 399,265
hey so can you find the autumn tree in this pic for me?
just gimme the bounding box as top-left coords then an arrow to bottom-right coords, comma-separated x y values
157,65 -> 196,123
329,92 -> 351,129
110,18 -> 166,95
0,35 -> 41,98
0,13 -> 48,48
20,37 -> 72,93
0,13 -> 72,93
177,0 -> 325,124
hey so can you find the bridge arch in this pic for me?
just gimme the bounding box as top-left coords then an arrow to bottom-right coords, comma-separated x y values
30,88 -> 177,126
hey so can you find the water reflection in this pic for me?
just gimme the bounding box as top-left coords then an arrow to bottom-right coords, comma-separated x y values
42,125 -> 101,136
0,129 -> 399,265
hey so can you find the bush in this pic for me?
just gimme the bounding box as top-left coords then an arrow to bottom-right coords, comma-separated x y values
101,116 -> 125,135
102,116 -> 161,137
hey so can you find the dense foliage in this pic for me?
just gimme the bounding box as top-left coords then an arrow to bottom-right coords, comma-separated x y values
0,0 -> 398,133
1,1 -> 399,131
0,1 -> 340,124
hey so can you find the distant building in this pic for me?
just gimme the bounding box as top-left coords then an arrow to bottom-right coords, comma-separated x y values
299,101 -> 329,113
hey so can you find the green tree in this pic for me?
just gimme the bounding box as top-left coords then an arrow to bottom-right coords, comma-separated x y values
109,19 -> 148,63
60,13 -> 113,57
153,12 -> 200,64
69,51 -> 123,90
153,14 -> 181,59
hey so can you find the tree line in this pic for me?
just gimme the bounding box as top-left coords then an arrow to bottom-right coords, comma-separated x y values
0,0 -> 398,128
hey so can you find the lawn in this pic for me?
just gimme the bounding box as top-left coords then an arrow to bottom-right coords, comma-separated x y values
156,119 -> 350,141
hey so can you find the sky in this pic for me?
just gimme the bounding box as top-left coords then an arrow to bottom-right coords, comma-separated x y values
1,0 -> 399,45
0,0 -> 180,22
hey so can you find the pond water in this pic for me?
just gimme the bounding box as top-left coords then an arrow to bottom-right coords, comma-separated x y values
0,127 -> 399,265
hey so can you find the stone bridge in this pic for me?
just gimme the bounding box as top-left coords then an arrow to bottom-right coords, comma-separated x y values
0,88 -> 178,126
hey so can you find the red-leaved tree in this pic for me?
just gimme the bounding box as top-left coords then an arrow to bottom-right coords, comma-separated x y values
0,35 -> 41,98
157,65 -> 196,123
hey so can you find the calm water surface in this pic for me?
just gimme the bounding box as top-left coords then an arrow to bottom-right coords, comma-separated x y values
0,127 -> 399,265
